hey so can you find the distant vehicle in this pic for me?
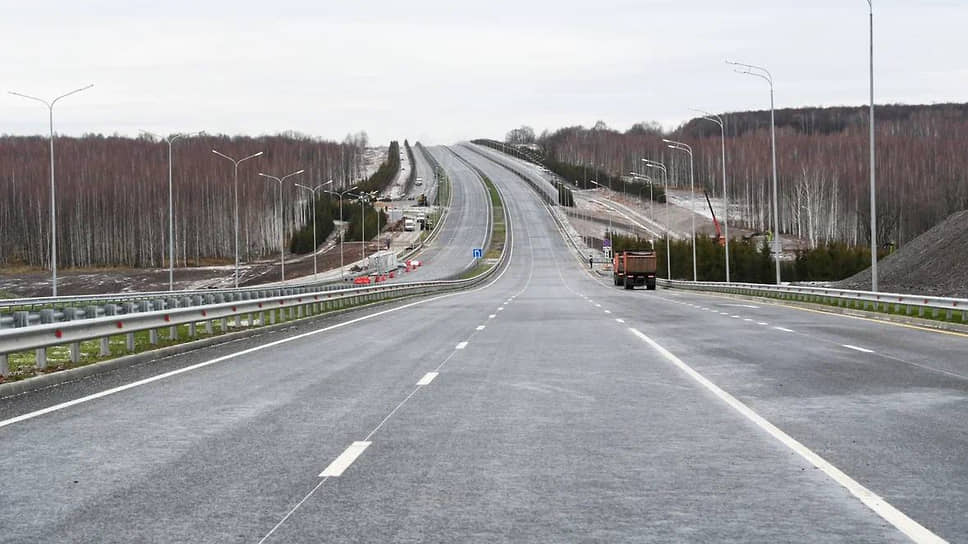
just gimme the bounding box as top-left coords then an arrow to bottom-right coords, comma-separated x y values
369,250 -> 398,274
353,276 -> 371,285
415,178 -> 423,186
613,250 -> 657,290
416,193 -> 428,206
404,218 -> 416,231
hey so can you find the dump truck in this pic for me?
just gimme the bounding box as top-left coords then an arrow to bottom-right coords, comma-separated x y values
613,250 -> 657,290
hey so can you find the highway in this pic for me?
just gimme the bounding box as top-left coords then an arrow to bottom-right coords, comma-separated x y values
0,145 -> 965,542
391,145 -> 489,282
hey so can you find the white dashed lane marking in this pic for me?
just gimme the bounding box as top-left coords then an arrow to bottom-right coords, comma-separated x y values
416,372 -> 439,386
844,344 -> 875,353
455,341 -> 468,350
319,441 -> 372,477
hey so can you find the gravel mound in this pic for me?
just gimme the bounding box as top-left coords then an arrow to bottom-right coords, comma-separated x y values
837,209 -> 968,298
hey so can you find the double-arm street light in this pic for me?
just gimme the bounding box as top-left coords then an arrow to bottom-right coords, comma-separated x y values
294,179 -> 334,279
727,59 -> 781,285
643,159 -> 672,281
663,139 -> 697,281
691,108 -> 731,283
212,149 -> 264,288
141,130 -> 199,291
586,179 -> 613,246
258,169 -> 305,283
628,171 -> 654,221
9,84 -> 94,296
323,185 -> 359,280
347,191 -> 378,269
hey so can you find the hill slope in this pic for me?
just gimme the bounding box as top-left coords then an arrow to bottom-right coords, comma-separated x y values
838,209 -> 968,297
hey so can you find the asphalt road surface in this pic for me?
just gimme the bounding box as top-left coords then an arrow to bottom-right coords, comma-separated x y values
0,144 -> 965,543
391,145 -> 489,282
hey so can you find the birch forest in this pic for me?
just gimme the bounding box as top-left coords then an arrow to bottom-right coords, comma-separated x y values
0,133 -> 373,268
534,103 -> 968,248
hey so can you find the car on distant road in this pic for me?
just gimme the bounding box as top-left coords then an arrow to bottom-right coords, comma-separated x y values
415,177 -> 423,186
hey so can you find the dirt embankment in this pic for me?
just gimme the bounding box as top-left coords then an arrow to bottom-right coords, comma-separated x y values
838,209 -> 968,298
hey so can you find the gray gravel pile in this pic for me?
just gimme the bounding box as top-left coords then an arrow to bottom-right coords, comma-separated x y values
837,209 -> 968,298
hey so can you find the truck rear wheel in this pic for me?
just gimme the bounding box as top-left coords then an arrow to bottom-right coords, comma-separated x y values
624,277 -> 633,290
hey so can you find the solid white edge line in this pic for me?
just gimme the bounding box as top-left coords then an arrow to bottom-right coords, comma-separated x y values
319,441 -> 372,477
1,208 -> 519,430
455,341 -> 468,350
627,327 -> 946,544
773,326 -> 795,333
844,344 -> 875,354
416,372 -> 439,386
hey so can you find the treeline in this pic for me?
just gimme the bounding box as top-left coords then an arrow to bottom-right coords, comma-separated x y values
609,233 -> 876,283
356,140 -> 399,195
526,102 -> 968,249
0,132 -> 375,268
290,141 -> 401,253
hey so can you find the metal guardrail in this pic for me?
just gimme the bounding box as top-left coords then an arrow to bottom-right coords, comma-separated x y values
0,280 -> 347,329
660,279 -> 968,321
0,166 -> 513,378
0,164 -> 453,331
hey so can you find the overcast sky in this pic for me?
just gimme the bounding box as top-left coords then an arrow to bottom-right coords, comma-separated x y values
3,1 -> 965,145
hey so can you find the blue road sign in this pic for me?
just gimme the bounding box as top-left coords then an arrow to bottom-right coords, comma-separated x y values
602,239 -> 611,247
472,248 -> 483,258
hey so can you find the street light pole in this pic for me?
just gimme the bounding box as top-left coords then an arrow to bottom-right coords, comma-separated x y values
663,139 -> 697,282
294,180 -> 334,279
9,84 -> 94,296
323,186 -> 359,280
258,169 -> 305,283
213,149 -> 264,288
142,130 -> 199,291
692,108 -> 731,283
644,159 -> 671,281
728,59 -> 781,284
867,0 -> 878,292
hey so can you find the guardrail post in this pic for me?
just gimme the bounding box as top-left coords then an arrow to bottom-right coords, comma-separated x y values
270,310 -> 276,325
13,311 -> 29,327
35,348 -> 47,370
205,319 -> 213,335
0,353 -> 7,376
99,337 -> 110,357
149,328 -> 159,345
40,309 -> 55,324
188,321 -> 197,337
220,317 -> 228,332
126,332 -> 135,352
247,312 -> 255,327
70,342 -> 81,364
